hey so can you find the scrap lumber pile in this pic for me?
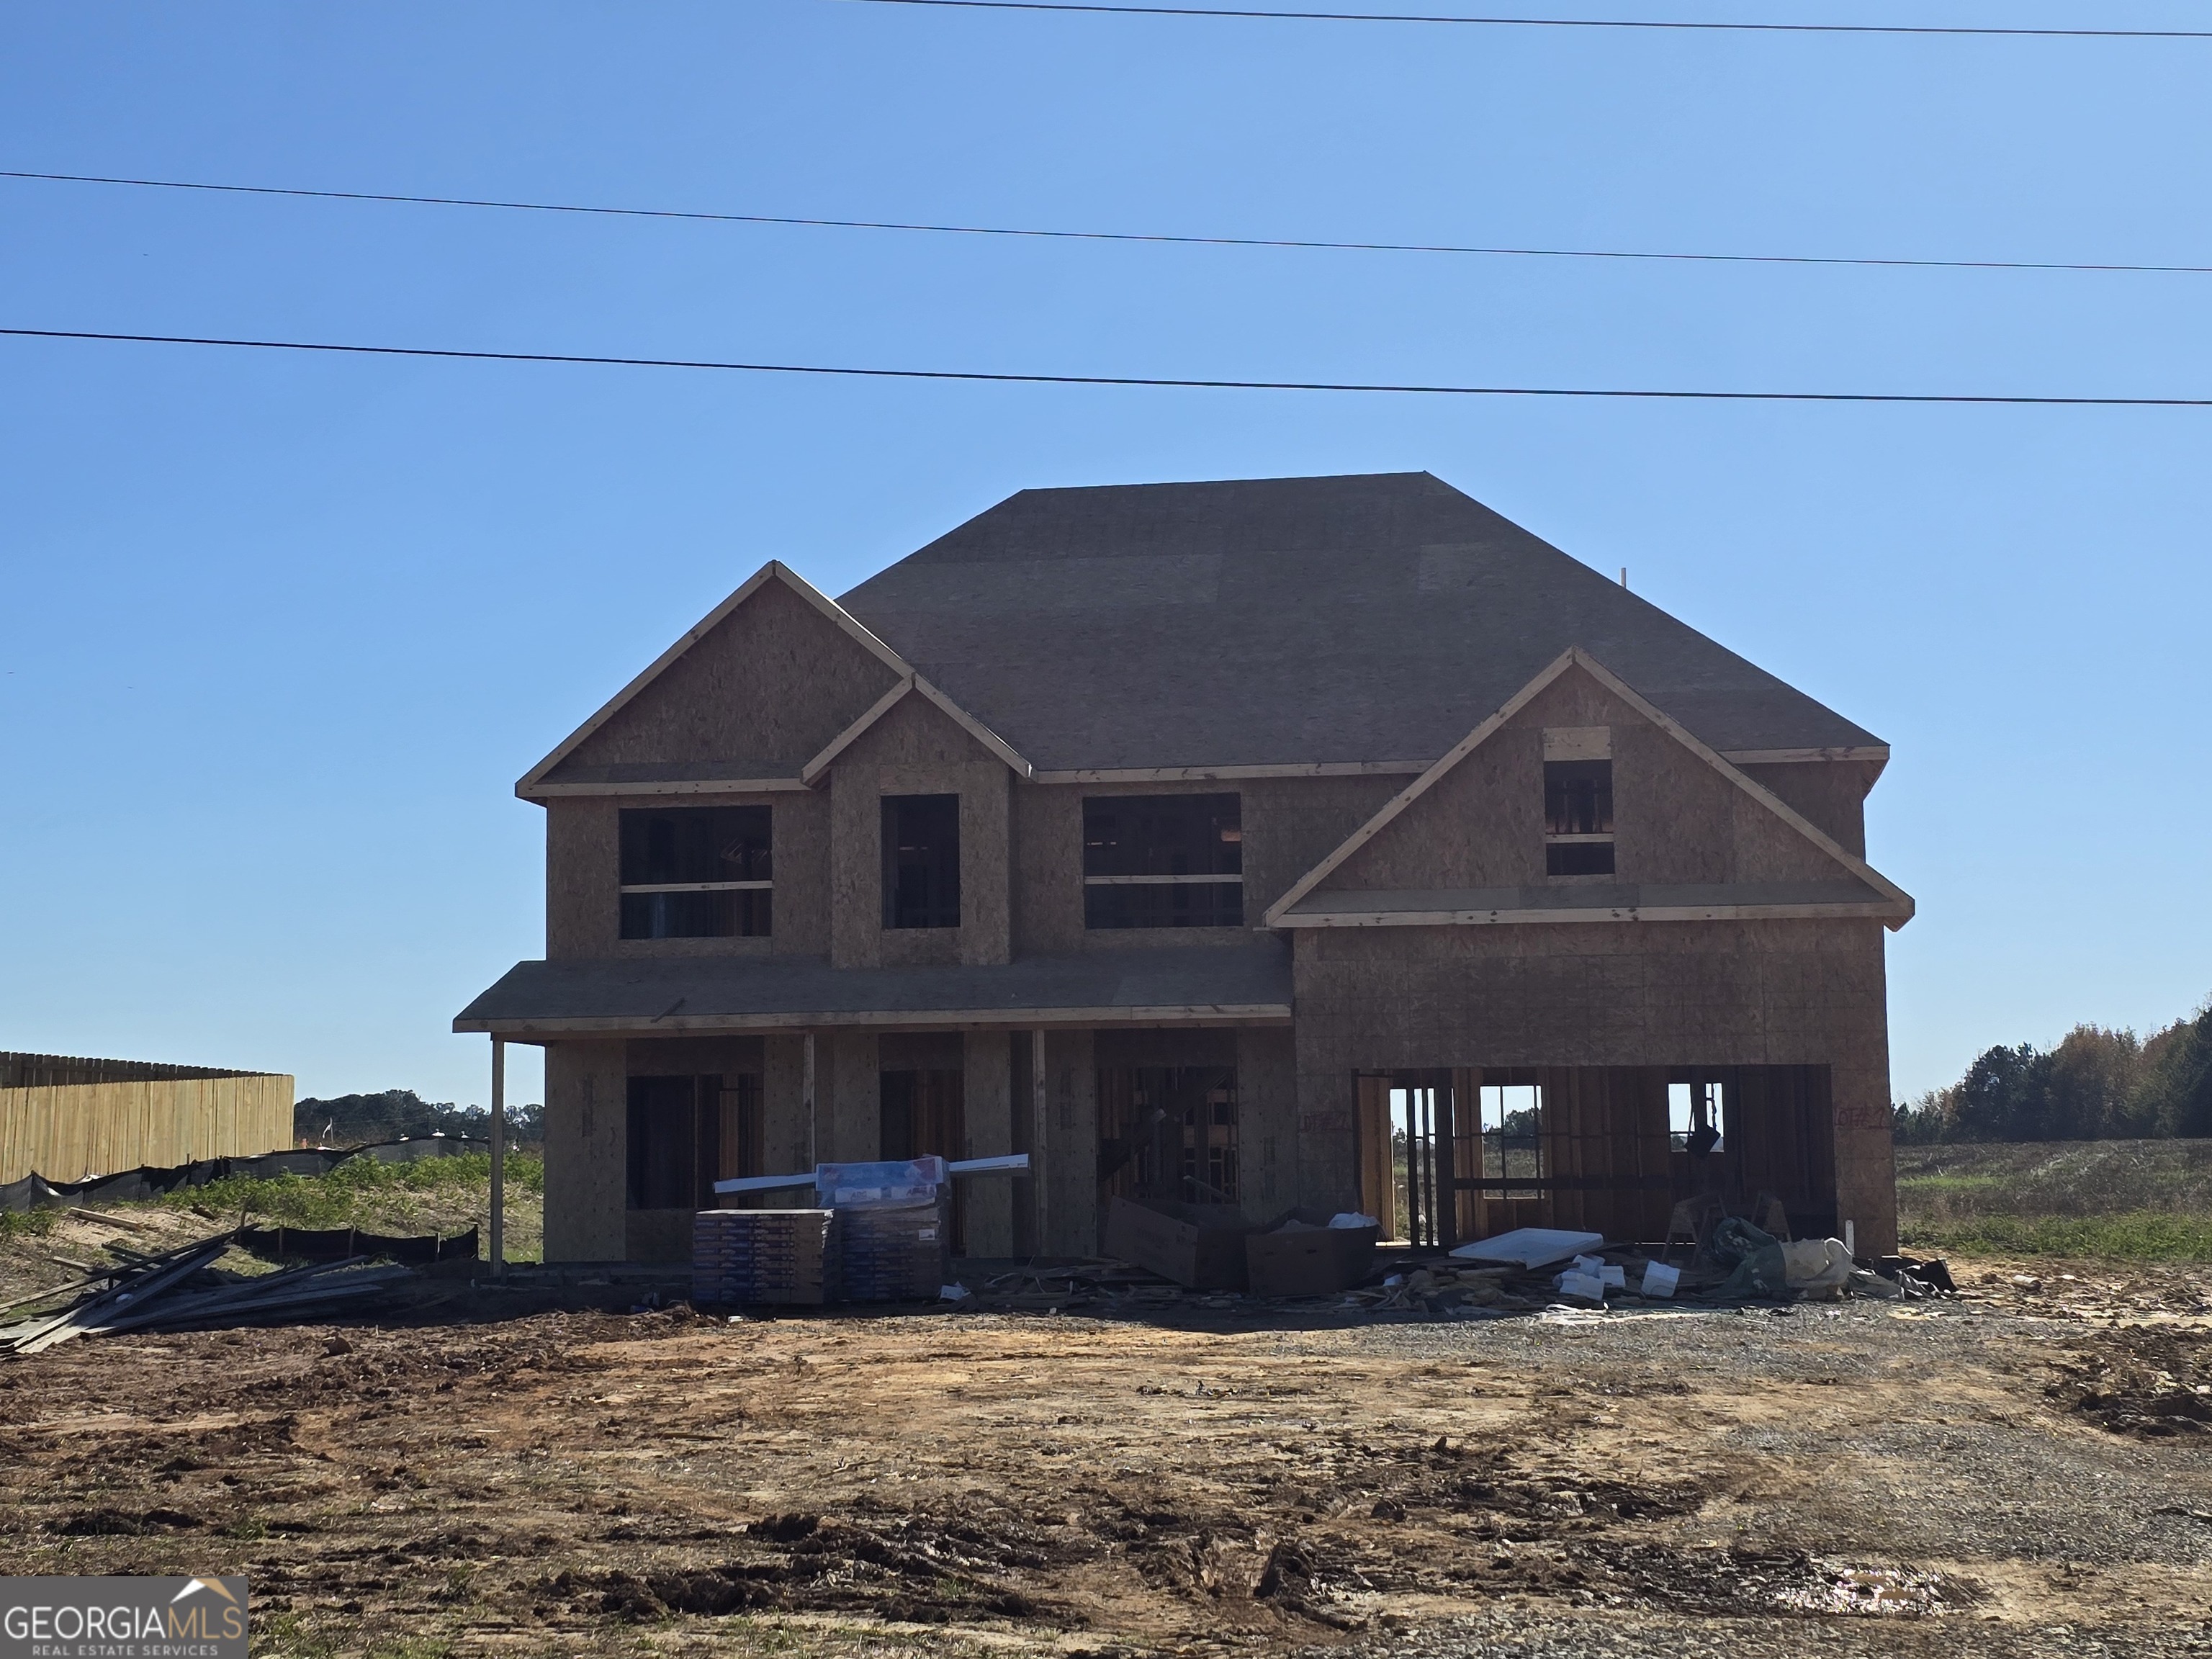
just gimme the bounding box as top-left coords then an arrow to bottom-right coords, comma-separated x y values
1339,1262 -> 1536,1314
0,1232 -> 412,1355
692,1209 -> 840,1306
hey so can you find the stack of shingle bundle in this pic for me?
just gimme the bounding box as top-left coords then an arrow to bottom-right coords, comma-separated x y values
691,1208 -> 840,1306
838,1195 -> 950,1303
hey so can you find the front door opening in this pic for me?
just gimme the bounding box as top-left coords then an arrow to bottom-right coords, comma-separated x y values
1097,1066 -> 1239,1208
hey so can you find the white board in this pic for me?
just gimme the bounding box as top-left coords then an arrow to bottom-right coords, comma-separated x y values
1449,1227 -> 1605,1269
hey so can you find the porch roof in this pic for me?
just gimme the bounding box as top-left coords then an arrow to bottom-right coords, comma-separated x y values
452,940 -> 1292,1038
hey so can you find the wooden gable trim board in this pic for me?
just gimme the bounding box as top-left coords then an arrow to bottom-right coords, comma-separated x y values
1277,897 -> 1907,928
514,561 -> 912,798
523,776 -> 811,799
798,676 -> 918,786
1721,745 -> 1890,765
1031,760 -> 1428,784
796,675 -> 1036,786
1263,646 -> 1916,931
910,675 -> 1036,779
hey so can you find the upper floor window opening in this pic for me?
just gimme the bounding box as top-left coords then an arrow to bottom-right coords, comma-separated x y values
1542,727 -> 1614,878
619,806 -> 772,939
883,793 -> 961,929
1083,793 -> 1244,929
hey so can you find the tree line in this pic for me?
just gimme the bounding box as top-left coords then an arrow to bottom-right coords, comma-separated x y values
1895,998 -> 2212,1143
294,1089 -> 547,1148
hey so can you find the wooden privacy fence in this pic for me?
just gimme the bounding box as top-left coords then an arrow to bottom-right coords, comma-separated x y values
0,1052 -> 295,1184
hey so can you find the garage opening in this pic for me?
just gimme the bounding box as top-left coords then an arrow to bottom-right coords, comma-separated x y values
1355,1065 -> 1835,1246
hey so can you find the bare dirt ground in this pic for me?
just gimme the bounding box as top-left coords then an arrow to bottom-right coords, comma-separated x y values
3,1255 -> 2211,1658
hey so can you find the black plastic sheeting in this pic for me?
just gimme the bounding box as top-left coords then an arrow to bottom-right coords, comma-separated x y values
236,1223 -> 480,1265
0,1136 -> 490,1215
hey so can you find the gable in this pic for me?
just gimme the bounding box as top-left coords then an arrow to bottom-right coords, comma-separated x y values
526,565 -> 906,795
1267,649 -> 1912,930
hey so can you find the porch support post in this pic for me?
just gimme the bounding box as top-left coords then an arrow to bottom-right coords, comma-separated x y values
489,1035 -> 507,1280
1032,1028 -> 1048,1254
803,1032 -> 818,1169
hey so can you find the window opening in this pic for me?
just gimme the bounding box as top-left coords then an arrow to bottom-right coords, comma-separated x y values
1083,793 -> 1244,929
619,806 -> 772,939
1477,1082 -> 1545,1195
1544,759 -> 1615,877
1668,1079 -> 1726,1155
882,794 -> 961,929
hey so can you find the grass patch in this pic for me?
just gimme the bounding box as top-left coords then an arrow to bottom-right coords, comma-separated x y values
1895,1173 -> 2006,1195
0,1208 -> 60,1244
1901,1209 -> 2212,1262
156,1151 -> 544,1231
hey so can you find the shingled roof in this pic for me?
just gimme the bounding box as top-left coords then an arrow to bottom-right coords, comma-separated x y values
838,472 -> 1881,773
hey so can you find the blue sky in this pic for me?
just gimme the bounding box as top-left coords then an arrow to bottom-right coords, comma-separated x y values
2,1 -> 2208,1111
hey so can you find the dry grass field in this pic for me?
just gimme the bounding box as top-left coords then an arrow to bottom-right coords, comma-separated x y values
1897,1138 -> 2212,1259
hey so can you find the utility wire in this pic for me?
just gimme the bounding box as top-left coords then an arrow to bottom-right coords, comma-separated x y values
850,0 -> 2212,40
5,325 -> 2208,405
6,168 -> 2207,278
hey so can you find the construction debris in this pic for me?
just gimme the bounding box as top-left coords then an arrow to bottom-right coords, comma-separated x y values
0,1231 -> 413,1356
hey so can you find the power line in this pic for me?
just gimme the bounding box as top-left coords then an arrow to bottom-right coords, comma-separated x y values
5,325 -> 2208,405
850,0 -> 2212,40
7,168 -> 2207,279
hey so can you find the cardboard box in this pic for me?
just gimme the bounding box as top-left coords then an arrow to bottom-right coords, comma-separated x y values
1245,1210 -> 1380,1298
1103,1195 -> 1254,1290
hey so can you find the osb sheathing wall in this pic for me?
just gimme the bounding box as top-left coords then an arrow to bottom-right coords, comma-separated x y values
544,574 -> 902,783
0,1070 -> 295,1184
541,1041 -> 626,1262
1735,760 -> 1879,858
826,693 -> 1012,970
1293,667 -> 1897,1251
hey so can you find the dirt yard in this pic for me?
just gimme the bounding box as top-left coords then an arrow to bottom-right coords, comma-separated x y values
2,1256 -> 2210,1658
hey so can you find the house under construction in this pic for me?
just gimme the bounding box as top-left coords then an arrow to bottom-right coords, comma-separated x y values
455,472 -> 1912,1262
